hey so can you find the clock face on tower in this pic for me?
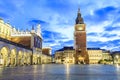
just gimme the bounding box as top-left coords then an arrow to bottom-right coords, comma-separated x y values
78,26 -> 83,30
75,24 -> 85,31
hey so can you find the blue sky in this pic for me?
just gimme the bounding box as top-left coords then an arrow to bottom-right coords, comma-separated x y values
1,0 -> 120,54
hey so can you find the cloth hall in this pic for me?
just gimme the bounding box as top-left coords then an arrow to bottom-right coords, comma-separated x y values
0,18 -> 51,67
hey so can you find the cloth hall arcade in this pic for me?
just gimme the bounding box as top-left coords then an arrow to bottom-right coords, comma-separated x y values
0,18 -> 50,67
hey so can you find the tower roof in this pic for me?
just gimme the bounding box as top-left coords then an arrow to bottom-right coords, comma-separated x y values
75,8 -> 84,24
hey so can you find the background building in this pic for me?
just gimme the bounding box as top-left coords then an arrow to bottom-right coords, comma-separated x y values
42,47 -> 52,55
102,50 -> 112,60
111,51 -> 120,64
87,48 -> 102,64
74,9 -> 88,64
55,47 -> 75,64
42,47 -> 52,64
55,49 -> 63,64
100,50 -> 113,64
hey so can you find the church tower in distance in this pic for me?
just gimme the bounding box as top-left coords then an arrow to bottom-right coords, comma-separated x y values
74,8 -> 88,64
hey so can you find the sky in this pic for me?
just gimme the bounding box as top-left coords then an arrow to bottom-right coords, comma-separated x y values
0,0 -> 120,54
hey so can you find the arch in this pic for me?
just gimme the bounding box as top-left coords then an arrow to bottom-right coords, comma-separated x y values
26,53 -> 31,65
0,47 -> 10,66
29,53 -> 32,65
33,54 -> 38,64
78,56 -> 85,64
18,50 -> 23,65
10,48 -> 17,66
37,54 -> 41,64
23,52 -> 28,65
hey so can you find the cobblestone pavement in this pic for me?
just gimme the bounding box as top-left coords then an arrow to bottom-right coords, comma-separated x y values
0,64 -> 120,80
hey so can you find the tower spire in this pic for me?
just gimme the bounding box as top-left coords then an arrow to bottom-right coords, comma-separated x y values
75,8 -> 84,24
78,8 -> 80,13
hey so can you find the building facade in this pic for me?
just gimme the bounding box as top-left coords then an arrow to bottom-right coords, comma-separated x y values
74,9 -> 88,64
42,47 -> 52,64
87,48 -> 102,64
55,47 -> 75,64
0,38 -> 32,66
0,18 -> 44,67
55,50 -> 63,64
100,50 -> 113,64
111,51 -> 120,64
102,50 -> 112,61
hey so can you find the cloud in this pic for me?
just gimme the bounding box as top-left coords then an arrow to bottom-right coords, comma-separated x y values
105,26 -> 120,31
62,40 -> 74,46
42,30 -> 68,40
101,39 -> 120,51
88,39 -> 120,50
94,6 -> 116,16
84,6 -> 117,25
87,33 -> 98,36
42,30 -> 69,48
28,19 -> 49,27
102,34 -> 117,38
42,29 -> 74,52
85,4 -> 120,51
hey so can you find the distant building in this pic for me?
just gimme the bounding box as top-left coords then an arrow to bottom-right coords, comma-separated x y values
55,47 -> 75,64
42,47 -> 52,56
55,47 -> 114,64
42,47 -> 52,63
55,49 -> 63,64
102,50 -> 112,61
87,48 -> 102,64
111,51 -> 120,64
